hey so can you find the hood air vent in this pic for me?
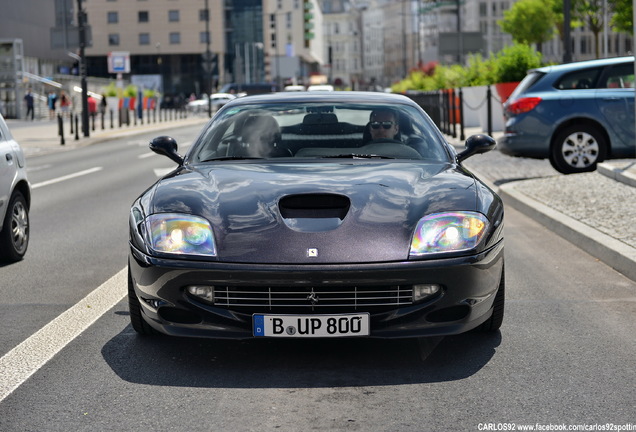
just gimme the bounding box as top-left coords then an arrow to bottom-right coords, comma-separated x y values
279,194 -> 350,220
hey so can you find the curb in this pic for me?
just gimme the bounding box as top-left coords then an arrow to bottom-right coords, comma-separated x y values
498,180 -> 636,283
598,162 -> 636,188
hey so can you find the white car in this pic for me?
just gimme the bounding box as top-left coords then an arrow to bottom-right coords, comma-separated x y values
307,84 -> 334,92
0,114 -> 30,262
187,93 -> 237,113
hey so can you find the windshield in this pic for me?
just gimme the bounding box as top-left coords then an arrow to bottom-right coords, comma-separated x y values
191,102 -> 450,162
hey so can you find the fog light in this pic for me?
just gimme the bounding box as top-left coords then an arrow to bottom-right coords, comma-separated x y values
187,285 -> 215,303
413,284 -> 440,302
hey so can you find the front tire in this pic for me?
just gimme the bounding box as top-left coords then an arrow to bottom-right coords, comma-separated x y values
0,191 -> 29,263
128,266 -> 158,335
550,125 -> 607,174
478,263 -> 505,332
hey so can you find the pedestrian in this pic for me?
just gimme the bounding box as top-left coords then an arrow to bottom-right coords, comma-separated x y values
24,88 -> 34,120
48,91 -> 57,119
59,90 -> 70,118
100,94 -> 107,115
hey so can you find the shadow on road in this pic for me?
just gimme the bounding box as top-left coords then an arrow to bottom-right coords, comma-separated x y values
102,326 -> 501,388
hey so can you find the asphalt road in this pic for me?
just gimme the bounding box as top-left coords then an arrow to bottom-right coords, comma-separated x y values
0,126 -> 635,431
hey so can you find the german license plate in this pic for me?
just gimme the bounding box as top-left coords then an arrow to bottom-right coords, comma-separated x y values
253,313 -> 370,338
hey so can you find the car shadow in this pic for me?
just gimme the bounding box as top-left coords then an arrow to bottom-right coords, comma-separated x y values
102,325 -> 502,388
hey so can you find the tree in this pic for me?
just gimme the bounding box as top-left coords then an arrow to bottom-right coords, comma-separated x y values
609,0 -> 633,34
499,0 -> 556,53
575,0 -> 604,58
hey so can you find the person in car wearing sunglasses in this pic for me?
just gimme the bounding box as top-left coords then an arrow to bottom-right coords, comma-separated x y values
368,108 -> 400,142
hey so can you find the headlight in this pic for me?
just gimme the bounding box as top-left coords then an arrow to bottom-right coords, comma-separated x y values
145,213 -> 217,256
409,212 -> 489,256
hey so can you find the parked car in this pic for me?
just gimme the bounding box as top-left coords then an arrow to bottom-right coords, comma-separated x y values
128,92 -> 505,340
499,56 -> 635,174
186,93 -> 236,113
218,83 -> 280,96
307,84 -> 334,92
0,114 -> 31,262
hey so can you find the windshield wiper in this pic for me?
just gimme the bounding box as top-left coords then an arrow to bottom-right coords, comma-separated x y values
202,156 -> 265,162
320,154 -> 396,159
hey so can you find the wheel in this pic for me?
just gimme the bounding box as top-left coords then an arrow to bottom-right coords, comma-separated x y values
0,191 -> 29,263
550,125 -> 607,174
478,263 -> 505,332
128,266 -> 158,335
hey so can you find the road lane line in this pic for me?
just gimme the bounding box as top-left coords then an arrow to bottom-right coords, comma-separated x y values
31,166 -> 103,189
0,267 -> 127,403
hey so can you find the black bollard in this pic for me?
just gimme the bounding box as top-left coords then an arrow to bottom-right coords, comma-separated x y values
459,87 -> 465,141
75,116 -> 80,140
486,85 -> 493,137
58,114 -> 65,145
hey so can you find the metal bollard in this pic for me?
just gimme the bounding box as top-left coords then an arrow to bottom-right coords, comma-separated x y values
459,87 -> 465,141
75,116 -> 79,140
58,114 -> 65,145
486,85 -> 492,137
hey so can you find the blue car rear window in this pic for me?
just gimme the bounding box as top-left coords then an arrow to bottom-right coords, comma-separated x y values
555,68 -> 602,90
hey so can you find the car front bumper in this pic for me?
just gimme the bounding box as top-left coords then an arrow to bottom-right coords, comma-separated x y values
128,240 -> 504,339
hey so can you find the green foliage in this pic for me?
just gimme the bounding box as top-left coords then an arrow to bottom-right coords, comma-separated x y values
462,54 -> 495,86
392,43 -> 544,92
492,43 -> 543,83
103,83 -> 118,97
124,85 -> 138,98
610,0 -> 633,34
499,0 -> 556,46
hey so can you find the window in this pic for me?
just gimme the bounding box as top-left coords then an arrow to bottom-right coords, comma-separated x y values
286,12 -> 291,29
108,34 -> 120,46
555,68 -> 601,90
169,10 -> 179,22
200,31 -> 210,44
170,32 -> 181,44
138,11 -> 149,23
199,9 -> 209,21
601,63 -> 635,89
107,12 -> 118,23
479,2 -> 487,16
139,33 -> 150,45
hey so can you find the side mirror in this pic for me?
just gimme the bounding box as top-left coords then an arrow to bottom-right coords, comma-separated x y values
149,136 -> 184,165
456,134 -> 496,163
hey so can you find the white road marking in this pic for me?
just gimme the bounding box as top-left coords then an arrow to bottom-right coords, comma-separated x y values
0,267 -> 127,403
31,167 -> 103,189
138,152 -> 155,159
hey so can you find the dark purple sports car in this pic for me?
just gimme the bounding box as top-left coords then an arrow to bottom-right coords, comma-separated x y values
128,91 -> 504,339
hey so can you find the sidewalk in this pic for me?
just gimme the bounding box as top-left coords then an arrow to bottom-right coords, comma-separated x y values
6,114 -> 210,157
451,127 -> 636,282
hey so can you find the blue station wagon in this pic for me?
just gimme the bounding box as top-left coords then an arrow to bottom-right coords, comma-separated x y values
498,56 -> 635,174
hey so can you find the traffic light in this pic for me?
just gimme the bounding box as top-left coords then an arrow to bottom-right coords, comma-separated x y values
303,1 -> 314,48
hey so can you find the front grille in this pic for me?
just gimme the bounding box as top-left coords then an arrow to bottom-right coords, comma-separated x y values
213,285 -> 414,313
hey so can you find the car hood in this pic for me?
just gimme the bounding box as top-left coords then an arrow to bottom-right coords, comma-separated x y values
146,162 -> 483,263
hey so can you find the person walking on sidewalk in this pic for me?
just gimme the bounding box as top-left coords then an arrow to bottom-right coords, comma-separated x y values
24,88 -> 34,120
48,91 -> 57,119
59,91 -> 71,118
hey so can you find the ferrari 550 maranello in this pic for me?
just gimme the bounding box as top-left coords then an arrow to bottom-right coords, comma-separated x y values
128,91 -> 505,340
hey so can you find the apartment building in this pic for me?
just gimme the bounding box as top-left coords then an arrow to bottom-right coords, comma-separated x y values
81,0 -> 323,97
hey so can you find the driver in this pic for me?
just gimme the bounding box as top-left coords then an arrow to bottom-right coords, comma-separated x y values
369,109 -> 400,141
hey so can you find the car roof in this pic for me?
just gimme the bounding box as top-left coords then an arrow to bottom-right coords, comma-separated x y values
531,56 -> 635,74
221,91 -> 419,107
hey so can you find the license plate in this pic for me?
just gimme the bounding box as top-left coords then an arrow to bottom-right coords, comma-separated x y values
253,313 -> 370,338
